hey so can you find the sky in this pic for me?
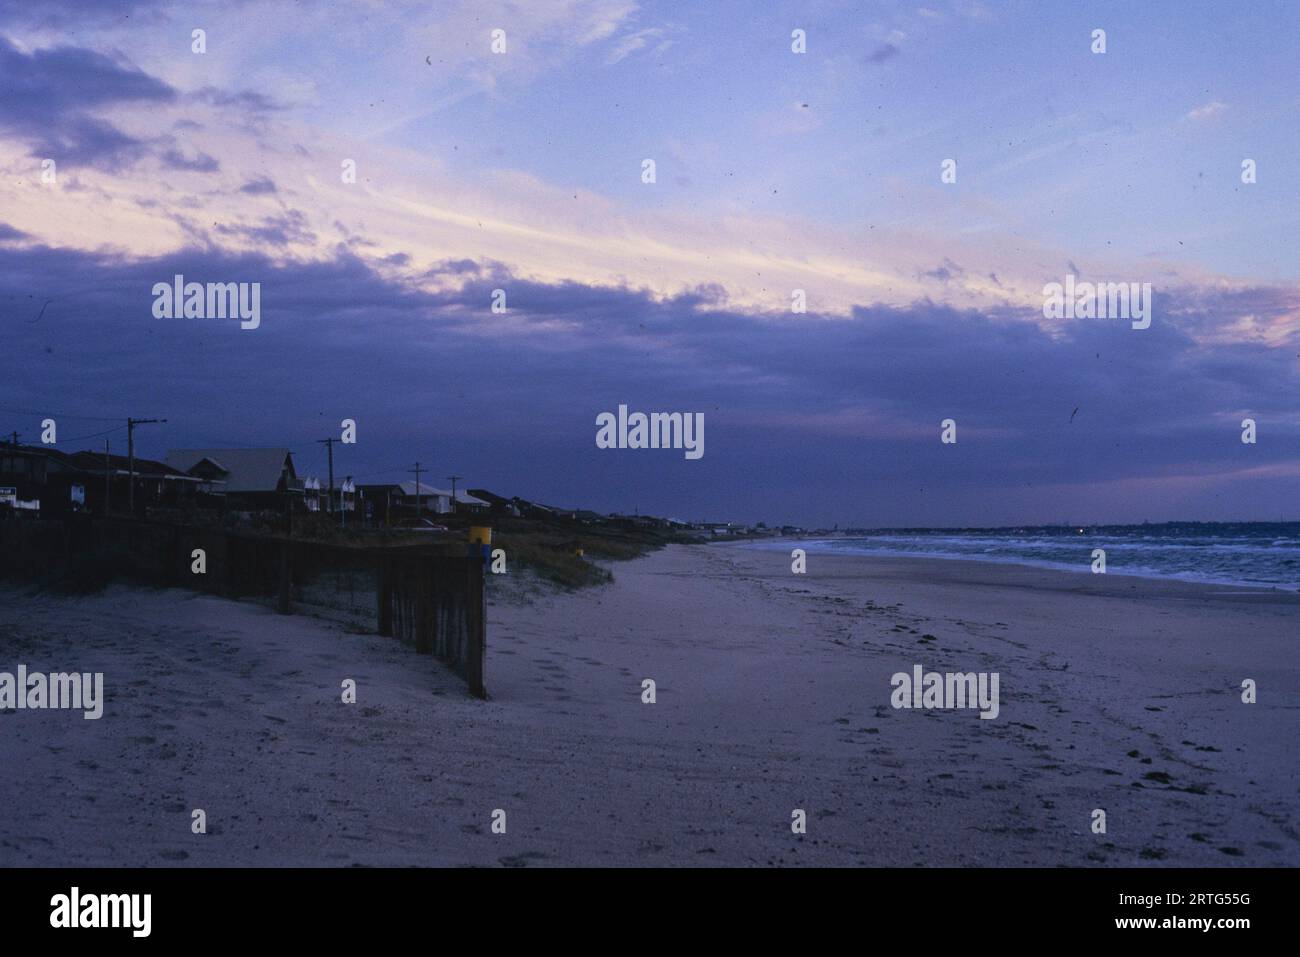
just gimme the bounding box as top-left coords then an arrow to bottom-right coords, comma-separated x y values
1,0 -> 1297,527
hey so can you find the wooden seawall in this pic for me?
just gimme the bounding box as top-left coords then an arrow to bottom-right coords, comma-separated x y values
0,516 -> 488,698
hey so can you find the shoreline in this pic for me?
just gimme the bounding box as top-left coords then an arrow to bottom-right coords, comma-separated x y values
728,537 -> 1300,595
0,543 -> 1295,867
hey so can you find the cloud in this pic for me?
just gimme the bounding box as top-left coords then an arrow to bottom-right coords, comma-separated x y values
866,43 -> 900,64
0,37 -> 175,169
213,210 -> 316,247
159,147 -> 219,172
1186,100 -> 1227,122
921,258 -> 965,283
0,0 -> 167,29
191,87 -> 282,113
238,177 -> 278,196
1,242 -> 1296,524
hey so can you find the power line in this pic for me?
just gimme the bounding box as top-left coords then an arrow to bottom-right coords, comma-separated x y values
0,405 -> 131,422
60,424 -> 129,444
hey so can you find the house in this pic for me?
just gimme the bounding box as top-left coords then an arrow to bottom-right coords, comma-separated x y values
467,488 -> 522,517
0,444 -> 85,517
510,497 -> 554,520
67,450 -> 204,513
166,448 -> 302,510
449,489 -> 489,514
303,476 -> 323,512
356,481 -> 449,524
354,481 -> 488,523
336,478 -> 356,516
0,444 -> 202,517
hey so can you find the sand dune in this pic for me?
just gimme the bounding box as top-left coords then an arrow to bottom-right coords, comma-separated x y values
0,544 -> 1295,866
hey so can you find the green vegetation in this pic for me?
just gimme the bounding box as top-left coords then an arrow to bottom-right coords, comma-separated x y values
493,520 -> 693,590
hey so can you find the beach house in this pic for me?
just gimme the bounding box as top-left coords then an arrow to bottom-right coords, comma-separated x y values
166,448 -> 302,510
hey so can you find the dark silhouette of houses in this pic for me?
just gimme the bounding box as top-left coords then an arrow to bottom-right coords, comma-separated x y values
0,444 -> 85,517
67,451 -> 203,513
0,444 -> 203,517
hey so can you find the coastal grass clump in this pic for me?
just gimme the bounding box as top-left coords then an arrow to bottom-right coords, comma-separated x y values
493,532 -> 613,589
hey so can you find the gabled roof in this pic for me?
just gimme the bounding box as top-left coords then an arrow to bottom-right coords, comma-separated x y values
397,480 -> 449,497
68,451 -> 192,478
166,448 -> 294,492
0,444 -> 83,470
390,481 -> 487,505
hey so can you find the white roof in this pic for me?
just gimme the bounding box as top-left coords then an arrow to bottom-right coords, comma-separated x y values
398,480 -> 448,497
395,481 -> 486,504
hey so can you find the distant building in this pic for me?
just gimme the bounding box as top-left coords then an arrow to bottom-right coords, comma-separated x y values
166,448 -> 301,510
303,476 -> 323,512
0,444 -> 83,516
68,450 -> 203,513
467,488 -> 522,517
355,481 -> 487,523
0,444 -> 205,517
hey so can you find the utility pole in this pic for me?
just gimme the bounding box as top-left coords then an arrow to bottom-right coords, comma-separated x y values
408,462 -> 423,519
446,474 -> 462,514
104,440 -> 111,514
126,417 -> 166,513
8,431 -> 19,447
317,438 -> 337,513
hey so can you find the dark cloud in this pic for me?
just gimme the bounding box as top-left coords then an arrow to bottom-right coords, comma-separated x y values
427,258 -> 484,276
0,241 -> 1295,525
0,223 -> 28,242
214,210 -> 316,247
0,37 -> 175,169
866,43 -> 900,64
238,177 -> 278,195
920,258 -> 965,283
192,87 -> 283,113
159,147 -> 220,172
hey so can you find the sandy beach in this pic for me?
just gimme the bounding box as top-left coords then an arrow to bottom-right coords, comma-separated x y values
0,543 -> 1295,867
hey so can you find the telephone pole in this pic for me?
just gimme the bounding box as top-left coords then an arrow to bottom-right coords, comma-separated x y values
408,462 -> 423,519
446,474 -> 462,514
317,438 -> 337,513
7,431 -> 19,447
104,439 -> 111,514
126,417 -> 166,512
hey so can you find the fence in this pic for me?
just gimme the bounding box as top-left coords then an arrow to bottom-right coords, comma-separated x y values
0,515 -> 487,698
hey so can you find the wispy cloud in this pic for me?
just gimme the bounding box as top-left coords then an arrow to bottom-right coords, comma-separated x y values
1186,100 -> 1227,122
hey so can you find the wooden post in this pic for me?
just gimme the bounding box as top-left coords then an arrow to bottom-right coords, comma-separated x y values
170,524 -> 181,586
276,539 -> 292,614
376,553 -> 393,636
414,557 -> 434,654
466,558 -> 486,698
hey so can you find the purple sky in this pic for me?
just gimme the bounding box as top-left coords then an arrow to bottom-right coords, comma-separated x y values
1,1 -> 1297,526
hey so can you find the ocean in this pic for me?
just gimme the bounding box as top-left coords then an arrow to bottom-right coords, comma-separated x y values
749,522 -> 1300,591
